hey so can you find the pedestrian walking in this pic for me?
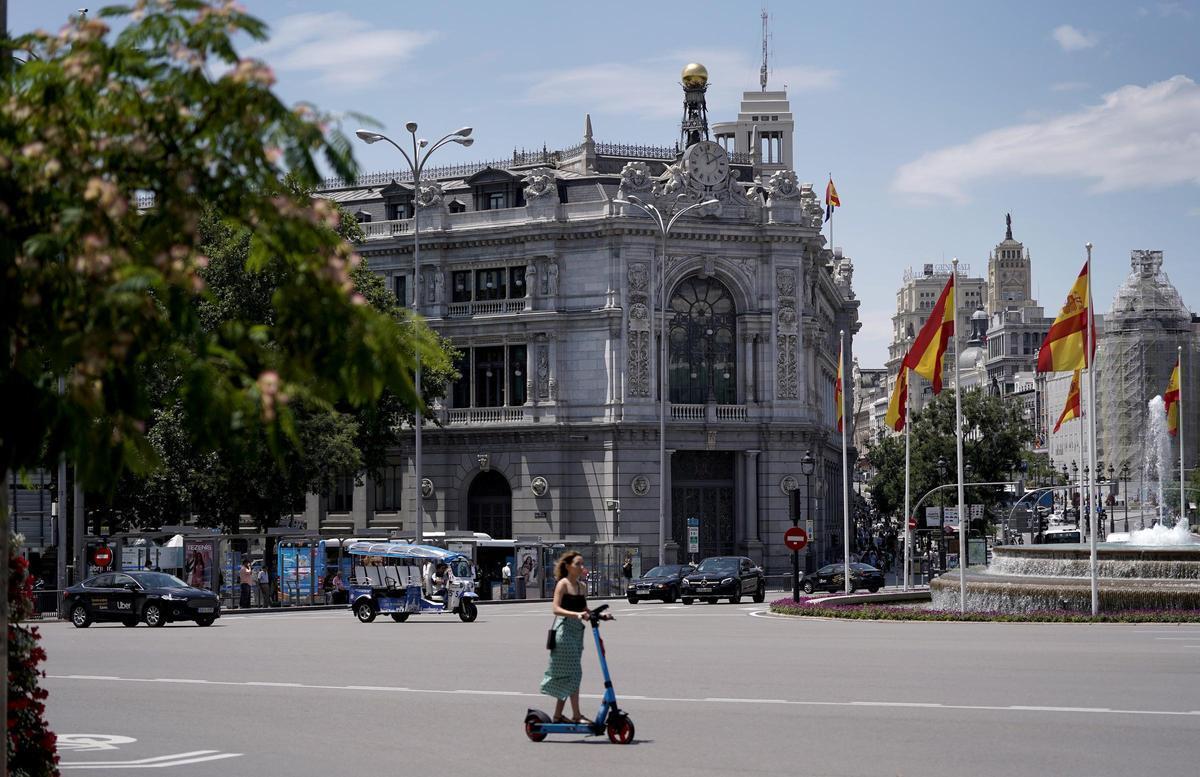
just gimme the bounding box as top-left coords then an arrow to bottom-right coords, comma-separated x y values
239,559 -> 253,609
257,565 -> 271,607
540,551 -> 590,724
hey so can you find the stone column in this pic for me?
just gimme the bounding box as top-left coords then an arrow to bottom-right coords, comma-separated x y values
525,341 -> 536,406
663,449 -> 679,562
304,492 -> 324,532
352,479 -> 368,533
741,450 -> 763,559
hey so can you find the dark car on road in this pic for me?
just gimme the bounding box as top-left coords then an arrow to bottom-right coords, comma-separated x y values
626,564 -> 695,604
62,571 -> 221,628
681,556 -> 766,604
802,562 -> 885,594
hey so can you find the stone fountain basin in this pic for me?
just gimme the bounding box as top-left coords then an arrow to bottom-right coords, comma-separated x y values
988,543 -> 1200,580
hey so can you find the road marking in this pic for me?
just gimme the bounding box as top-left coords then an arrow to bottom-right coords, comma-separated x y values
46,675 -> 1200,719
60,750 -> 242,769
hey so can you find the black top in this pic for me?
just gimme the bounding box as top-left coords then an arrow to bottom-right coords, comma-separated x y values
561,586 -> 587,613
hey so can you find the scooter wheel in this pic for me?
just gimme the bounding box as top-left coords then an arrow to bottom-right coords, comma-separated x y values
606,713 -> 635,744
524,711 -> 549,742
458,600 -> 478,623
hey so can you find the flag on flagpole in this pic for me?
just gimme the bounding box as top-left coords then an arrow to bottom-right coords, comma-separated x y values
885,367 -> 909,432
835,338 -> 844,433
824,177 -> 840,223
1053,369 -> 1083,433
1037,260 -> 1095,373
905,273 -> 955,394
1164,358 -> 1181,436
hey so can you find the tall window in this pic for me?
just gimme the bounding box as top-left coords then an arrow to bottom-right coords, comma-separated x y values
668,276 -> 737,404
475,269 -> 507,301
473,346 -> 506,407
450,345 -> 528,408
324,474 -> 354,513
451,266 -> 525,303
393,275 -> 408,308
374,465 -> 402,512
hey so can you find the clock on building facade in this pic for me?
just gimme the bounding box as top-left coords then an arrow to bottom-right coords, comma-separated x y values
684,140 -> 730,188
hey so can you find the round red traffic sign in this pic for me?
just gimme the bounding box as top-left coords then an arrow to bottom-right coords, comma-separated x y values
93,546 -> 113,568
784,526 -> 809,551
908,517 -> 917,529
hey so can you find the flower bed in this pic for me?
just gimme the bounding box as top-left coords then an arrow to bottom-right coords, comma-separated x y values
767,597 -> 1200,623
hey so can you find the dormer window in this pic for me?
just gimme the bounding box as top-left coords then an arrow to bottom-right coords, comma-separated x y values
448,199 -> 466,214
486,191 -> 507,210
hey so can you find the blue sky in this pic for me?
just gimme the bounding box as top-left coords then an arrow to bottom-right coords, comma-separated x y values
14,1 -> 1200,365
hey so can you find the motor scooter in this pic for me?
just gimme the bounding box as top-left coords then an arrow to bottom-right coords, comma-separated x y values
524,604 -> 635,744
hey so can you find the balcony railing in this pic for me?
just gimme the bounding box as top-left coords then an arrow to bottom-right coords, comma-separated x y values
362,218 -> 413,239
671,404 -> 749,422
446,407 -> 529,425
446,299 -> 527,318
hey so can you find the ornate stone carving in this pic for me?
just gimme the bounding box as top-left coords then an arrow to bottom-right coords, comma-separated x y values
522,167 -> 558,200
777,269 -> 796,298
778,305 -> 797,326
765,169 -> 801,200
630,302 -> 649,320
776,333 -> 798,399
834,258 -> 855,299
617,160 -> 653,197
653,164 -> 687,197
428,270 -> 443,304
627,330 -> 650,397
525,261 -> 537,297
414,180 -> 444,209
545,260 -> 559,297
536,346 -> 550,399
630,475 -> 650,496
627,262 -> 649,292
530,476 -> 549,497
799,183 -> 824,228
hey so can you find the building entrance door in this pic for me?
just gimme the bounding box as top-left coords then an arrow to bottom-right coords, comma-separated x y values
467,471 -> 512,539
671,451 -> 735,563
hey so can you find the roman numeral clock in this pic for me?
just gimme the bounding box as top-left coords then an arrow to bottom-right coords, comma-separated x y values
684,140 -> 730,189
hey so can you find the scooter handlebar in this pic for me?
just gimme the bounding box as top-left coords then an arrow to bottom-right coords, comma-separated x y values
588,604 -> 613,622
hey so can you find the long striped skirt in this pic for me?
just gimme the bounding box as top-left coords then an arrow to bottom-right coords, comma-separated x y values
540,615 -> 585,700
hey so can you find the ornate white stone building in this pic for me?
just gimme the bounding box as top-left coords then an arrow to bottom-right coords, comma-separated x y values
313,66 -> 860,576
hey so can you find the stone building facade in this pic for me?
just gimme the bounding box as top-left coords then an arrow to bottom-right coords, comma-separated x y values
312,75 -> 860,575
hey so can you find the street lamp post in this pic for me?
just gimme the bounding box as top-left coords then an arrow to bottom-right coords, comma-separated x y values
355,124 -> 474,545
797,451 -> 816,601
1120,463 -> 1131,531
936,457 -> 948,573
612,194 -> 718,566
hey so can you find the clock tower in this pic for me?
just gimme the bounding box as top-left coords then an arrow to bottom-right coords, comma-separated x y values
679,62 -> 711,147
987,212 -> 1033,315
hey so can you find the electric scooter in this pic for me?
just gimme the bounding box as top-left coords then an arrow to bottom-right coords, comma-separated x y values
524,604 -> 636,744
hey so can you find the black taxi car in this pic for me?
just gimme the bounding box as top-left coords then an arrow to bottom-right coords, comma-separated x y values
62,571 -> 221,628
801,562 -> 885,594
680,556 -> 766,604
626,564 -> 694,604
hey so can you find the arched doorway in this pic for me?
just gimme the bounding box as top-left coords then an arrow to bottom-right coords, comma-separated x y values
671,451 -> 735,561
467,470 -> 512,539
668,276 -> 737,404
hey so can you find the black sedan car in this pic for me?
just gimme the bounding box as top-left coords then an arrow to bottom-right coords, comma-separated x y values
680,556 -> 766,604
801,562 -> 885,594
62,571 -> 221,628
626,564 -> 694,604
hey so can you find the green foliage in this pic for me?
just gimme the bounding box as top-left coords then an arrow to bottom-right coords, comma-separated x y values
866,389 -> 1034,527
1,1 -> 444,496
8,541 -> 59,775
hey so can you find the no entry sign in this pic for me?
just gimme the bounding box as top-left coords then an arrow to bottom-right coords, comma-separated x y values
784,526 -> 809,551
93,546 -> 113,568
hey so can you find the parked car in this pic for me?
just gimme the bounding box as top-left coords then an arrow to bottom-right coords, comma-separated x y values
626,564 -> 694,604
680,556 -> 766,604
801,562 -> 885,594
61,571 -> 221,628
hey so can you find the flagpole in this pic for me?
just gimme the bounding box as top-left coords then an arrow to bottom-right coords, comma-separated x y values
903,370 -> 912,591
841,329 -> 852,595
1085,243 -> 1099,616
951,259 -> 966,613
1179,345 -> 1185,526
827,172 -> 834,256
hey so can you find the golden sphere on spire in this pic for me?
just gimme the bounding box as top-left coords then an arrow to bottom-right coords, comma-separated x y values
681,63 -> 708,88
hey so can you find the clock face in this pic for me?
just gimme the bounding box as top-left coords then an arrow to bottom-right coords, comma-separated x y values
685,141 -> 729,187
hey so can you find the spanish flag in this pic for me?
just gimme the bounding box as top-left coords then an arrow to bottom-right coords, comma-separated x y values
835,339 -> 844,433
885,367 -> 909,432
824,177 -> 840,223
1164,358 -> 1181,437
1037,260 -> 1095,373
904,273 -> 955,394
1053,369 -> 1082,433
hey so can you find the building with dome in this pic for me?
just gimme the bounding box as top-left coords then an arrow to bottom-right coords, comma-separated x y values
309,64 -> 861,580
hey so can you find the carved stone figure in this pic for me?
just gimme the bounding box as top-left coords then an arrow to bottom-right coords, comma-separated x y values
618,160 -> 653,196
545,261 -> 559,297
777,269 -> 796,297
525,262 -> 537,296
627,331 -> 650,397
628,262 -> 649,291
778,305 -> 796,326
654,164 -> 687,197
765,169 -> 801,200
629,302 -> 649,320
522,167 -> 557,200
776,334 -> 798,399
414,180 -> 444,209
431,271 -> 444,304
537,347 -> 550,399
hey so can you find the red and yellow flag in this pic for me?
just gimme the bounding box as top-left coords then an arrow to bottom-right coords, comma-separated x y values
1037,260 -> 1095,373
1053,369 -> 1082,433
885,367 -> 909,432
824,178 -> 840,223
835,339 -> 844,433
904,273 -> 955,394
1164,358 -> 1181,437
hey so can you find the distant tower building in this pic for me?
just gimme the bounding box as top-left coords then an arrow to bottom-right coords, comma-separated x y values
987,213 -> 1034,315
886,262 -> 988,414
710,21 -> 793,179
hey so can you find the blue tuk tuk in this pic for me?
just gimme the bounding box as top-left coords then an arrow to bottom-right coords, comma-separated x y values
347,542 -> 479,623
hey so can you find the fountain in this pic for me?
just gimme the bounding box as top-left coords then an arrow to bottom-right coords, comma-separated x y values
931,393 -> 1200,613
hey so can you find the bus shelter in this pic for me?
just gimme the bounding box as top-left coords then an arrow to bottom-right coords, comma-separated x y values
592,538 -> 641,597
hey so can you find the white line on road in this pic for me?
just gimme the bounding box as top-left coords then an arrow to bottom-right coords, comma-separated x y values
46,675 -> 1200,719
60,751 -> 242,769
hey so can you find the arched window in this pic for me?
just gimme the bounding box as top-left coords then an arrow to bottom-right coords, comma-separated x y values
668,277 -> 737,404
467,471 -> 512,539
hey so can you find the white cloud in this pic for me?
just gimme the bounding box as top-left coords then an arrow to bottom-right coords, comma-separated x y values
518,50 -> 838,120
1052,24 -> 1100,51
892,75 -> 1200,202
246,13 -> 435,89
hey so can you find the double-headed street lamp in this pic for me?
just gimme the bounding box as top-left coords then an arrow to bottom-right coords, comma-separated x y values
613,194 -> 718,566
356,123 -> 474,544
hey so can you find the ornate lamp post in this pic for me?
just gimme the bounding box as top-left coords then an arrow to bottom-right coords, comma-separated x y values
1120,463 -> 1131,531
936,457 -> 948,573
797,450 -> 816,601
355,123 -> 474,544
612,194 -> 718,566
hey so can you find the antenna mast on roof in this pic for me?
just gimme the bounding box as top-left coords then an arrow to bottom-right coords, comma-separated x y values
760,5 -> 769,92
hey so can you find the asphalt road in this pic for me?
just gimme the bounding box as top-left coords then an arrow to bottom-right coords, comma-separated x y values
38,599 -> 1200,776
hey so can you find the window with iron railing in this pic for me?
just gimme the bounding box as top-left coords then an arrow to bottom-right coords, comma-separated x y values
449,345 -> 527,408
451,266 -> 527,304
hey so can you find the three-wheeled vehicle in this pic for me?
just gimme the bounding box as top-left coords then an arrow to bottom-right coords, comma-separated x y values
347,542 -> 479,623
